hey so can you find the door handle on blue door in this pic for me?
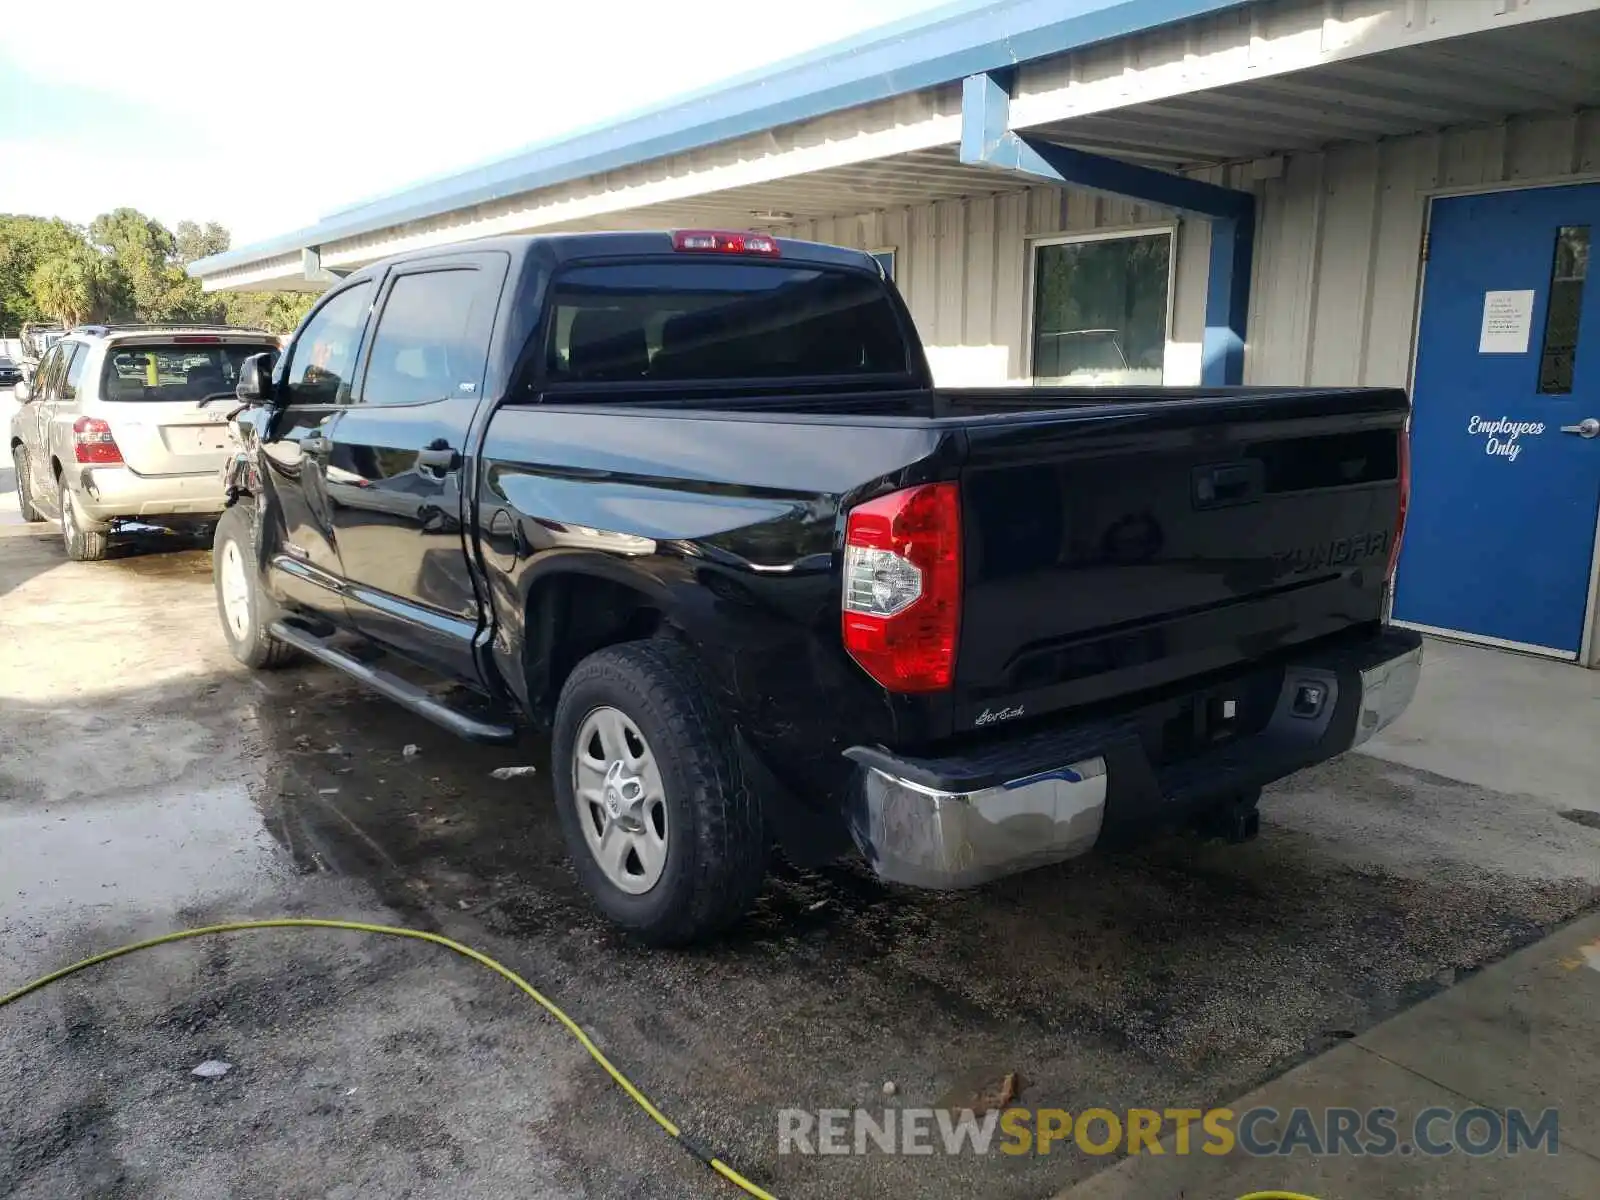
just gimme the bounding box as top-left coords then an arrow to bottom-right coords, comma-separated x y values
1559,418 -> 1599,439
417,446 -> 461,472
301,435 -> 332,455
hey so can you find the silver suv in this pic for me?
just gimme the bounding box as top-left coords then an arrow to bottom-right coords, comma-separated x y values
9,324 -> 280,560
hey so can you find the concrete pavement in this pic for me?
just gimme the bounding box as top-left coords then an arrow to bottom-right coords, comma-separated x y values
1062,911 -> 1600,1198
1361,636 -> 1600,817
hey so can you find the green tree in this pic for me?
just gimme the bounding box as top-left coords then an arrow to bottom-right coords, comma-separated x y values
28,242 -> 115,326
3,207 -> 314,335
174,220 -> 230,264
221,289 -> 318,334
87,207 -> 224,323
0,215 -> 88,330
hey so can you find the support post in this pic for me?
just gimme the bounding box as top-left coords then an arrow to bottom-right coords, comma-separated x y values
302,247 -> 349,287
960,71 -> 1255,385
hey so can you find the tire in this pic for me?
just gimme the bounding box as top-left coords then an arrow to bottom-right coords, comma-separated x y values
12,446 -> 44,522
59,483 -> 109,560
553,639 -> 766,945
212,502 -> 297,669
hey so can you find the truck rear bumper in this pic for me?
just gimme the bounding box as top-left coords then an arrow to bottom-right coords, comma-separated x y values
845,627 -> 1422,889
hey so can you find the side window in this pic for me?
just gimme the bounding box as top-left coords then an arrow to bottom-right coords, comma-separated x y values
359,269 -> 497,406
32,346 -> 61,397
284,282 -> 374,406
61,345 -> 89,400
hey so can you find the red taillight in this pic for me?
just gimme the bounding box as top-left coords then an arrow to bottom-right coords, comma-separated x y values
171,335 -> 222,344
671,229 -> 780,257
72,416 -> 123,465
1386,424 -> 1410,582
842,482 -> 961,693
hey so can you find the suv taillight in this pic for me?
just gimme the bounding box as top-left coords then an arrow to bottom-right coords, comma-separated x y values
73,416 -> 123,465
1386,424 -> 1410,582
841,482 -> 961,692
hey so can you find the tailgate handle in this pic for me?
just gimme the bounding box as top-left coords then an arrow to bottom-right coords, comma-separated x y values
1193,461 -> 1263,508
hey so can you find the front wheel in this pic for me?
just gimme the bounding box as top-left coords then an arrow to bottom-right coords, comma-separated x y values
552,639 -> 766,945
12,446 -> 45,522
212,503 -> 296,669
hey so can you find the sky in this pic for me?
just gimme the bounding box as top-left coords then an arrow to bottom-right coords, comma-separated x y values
0,0 -> 950,249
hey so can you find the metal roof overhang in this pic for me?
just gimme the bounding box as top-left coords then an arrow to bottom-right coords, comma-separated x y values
196,0 -> 1600,292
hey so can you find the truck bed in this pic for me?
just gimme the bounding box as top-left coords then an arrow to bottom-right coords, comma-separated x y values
493,383 -> 1408,740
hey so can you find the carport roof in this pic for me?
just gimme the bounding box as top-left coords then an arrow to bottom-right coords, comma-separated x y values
188,0 -> 1246,279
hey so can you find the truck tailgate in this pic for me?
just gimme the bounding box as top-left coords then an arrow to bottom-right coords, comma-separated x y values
949,387 -> 1409,731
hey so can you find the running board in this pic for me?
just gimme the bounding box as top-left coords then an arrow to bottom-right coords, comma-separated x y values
269,621 -> 517,744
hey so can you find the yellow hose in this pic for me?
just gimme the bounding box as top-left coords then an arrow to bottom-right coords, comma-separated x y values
0,918 -> 777,1200
3,918 -> 1319,1200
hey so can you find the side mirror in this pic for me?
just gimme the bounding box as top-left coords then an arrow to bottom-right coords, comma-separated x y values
236,352 -> 278,404
12,379 -> 30,403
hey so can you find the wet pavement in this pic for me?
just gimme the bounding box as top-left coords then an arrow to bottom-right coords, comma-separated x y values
3,500 -> 1599,1200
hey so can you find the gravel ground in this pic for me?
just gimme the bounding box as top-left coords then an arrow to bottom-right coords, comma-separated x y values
2,491 -> 1598,1200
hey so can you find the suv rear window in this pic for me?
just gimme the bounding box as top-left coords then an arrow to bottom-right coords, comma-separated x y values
100,342 -> 277,403
544,261 -> 909,384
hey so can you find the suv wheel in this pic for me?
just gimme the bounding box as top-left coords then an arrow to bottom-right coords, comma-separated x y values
213,503 -> 296,669
59,484 -> 108,561
552,639 -> 766,945
12,446 -> 44,522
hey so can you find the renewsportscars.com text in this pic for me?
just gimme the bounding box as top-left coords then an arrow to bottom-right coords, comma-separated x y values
777,1106 -> 1560,1158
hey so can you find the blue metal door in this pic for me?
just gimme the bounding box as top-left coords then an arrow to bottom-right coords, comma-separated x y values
1394,184 -> 1600,657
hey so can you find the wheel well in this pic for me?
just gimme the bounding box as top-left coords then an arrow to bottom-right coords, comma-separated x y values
522,574 -> 664,721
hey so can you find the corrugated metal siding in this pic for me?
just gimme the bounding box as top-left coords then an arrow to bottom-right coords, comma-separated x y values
778,186 -> 1206,385
1247,109 -> 1600,385
780,108 -> 1598,389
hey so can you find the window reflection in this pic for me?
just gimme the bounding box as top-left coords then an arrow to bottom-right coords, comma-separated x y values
1031,232 -> 1171,386
1538,225 -> 1589,396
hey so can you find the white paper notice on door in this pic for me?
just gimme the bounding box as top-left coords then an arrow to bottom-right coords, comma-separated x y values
1478,290 -> 1535,354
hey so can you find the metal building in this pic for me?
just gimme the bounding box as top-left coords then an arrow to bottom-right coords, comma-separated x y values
191,0 -> 1600,666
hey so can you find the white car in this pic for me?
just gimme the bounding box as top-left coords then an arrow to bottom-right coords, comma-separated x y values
8,324 -> 281,559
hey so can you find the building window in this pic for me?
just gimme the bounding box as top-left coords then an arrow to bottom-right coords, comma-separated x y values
870,248 -> 896,281
1537,225 -> 1589,396
1031,229 -> 1171,385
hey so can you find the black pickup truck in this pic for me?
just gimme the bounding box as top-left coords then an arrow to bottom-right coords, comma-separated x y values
215,230 -> 1420,944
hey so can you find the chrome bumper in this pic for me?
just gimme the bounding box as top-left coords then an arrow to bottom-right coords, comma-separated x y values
1349,641 -> 1423,747
849,638 -> 1421,889
854,758 -> 1108,889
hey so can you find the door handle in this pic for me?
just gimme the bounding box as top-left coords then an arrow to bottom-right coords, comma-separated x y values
301,434 -> 332,455
1559,417 -> 1599,439
417,446 -> 461,473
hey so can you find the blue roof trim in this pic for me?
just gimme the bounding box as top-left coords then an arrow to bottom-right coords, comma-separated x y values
191,0 -> 1248,278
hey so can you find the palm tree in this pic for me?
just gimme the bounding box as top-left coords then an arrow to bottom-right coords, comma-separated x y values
28,247 -> 112,327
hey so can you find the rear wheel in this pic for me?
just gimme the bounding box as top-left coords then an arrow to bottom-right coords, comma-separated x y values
11,446 -> 44,522
213,503 -> 296,669
552,639 -> 766,945
59,484 -> 108,561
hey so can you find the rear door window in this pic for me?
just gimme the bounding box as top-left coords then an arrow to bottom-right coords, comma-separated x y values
359,268 -> 499,406
100,342 -> 279,402
61,345 -> 90,400
543,261 -> 910,385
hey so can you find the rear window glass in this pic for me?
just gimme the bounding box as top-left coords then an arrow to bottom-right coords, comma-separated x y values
544,261 -> 909,384
100,343 -> 277,402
